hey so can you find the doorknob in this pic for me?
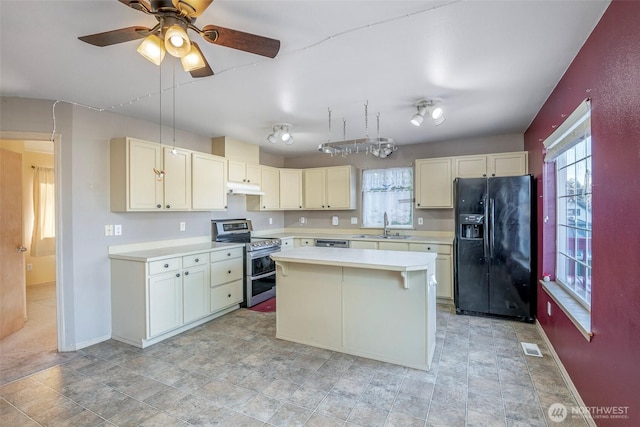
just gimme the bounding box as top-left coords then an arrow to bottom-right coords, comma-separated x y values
17,246 -> 27,253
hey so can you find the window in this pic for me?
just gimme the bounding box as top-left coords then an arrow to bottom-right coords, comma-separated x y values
544,99 -> 592,309
362,167 -> 413,228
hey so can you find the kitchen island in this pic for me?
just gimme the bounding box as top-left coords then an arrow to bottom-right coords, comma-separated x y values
270,247 -> 437,371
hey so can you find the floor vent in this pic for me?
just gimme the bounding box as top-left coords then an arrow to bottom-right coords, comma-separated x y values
521,342 -> 543,357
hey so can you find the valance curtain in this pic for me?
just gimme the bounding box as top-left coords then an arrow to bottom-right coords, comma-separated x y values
544,99 -> 591,162
362,167 -> 413,228
31,166 -> 55,257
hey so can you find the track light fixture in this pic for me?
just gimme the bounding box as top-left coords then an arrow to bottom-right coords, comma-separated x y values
410,99 -> 445,127
267,124 -> 294,145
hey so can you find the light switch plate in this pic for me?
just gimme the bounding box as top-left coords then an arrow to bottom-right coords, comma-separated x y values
351,217 -> 358,225
114,224 -> 122,235
418,218 -> 424,225
331,216 -> 339,226
180,222 -> 186,231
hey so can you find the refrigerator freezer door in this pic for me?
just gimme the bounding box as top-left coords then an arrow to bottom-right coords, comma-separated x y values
455,239 -> 489,313
487,176 -> 533,319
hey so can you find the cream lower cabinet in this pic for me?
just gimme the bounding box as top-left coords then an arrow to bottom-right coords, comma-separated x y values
415,158 -> 453,209
409,243 -> 453,300
294,238 -> 315,247
280,238 -> 294,250
111,247 -> 241,348
210,247 -> 243,313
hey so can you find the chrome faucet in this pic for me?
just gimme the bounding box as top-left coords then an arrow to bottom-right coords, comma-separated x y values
383,212 -> 389,236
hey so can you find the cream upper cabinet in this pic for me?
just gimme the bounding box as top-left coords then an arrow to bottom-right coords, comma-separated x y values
303,168 -> 326,209
279,169 -> 303,210
228,160 -> 261,185
326,166 -> 356,209
303,166 -> 356,210
487,151 -> 528,177
453,155 -> 487,178
454,152 -> 528,178
415,158 -> 453,209
192,152 -> 227,211
163,146 -> 191,210
247,165 -> 280,211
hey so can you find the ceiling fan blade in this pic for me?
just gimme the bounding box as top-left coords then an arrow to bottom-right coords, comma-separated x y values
78,26 -> 151,47
188,42 -> 214,78
201,24 -> 280,58
118,0 -> 152,13
172,0 -> 213,18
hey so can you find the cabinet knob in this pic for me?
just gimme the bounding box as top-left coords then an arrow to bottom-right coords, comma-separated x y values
164,263 -> 169,268
228,293 -> 231,298
228,270 -> 231,274
263,206 -> 266,209
184,271 -> 189,275
417,203 -> 421,206
227,252 -> 231,256
166,204 -> 171,209
491,173 -> 496,177
322,205 -> 325,208
327,205 -> 330,208
483,174 -> 487,177
195,258 -> 199,262
176,273 -> 180,277
427,247 -> 431,251
157,204 -> 162,209
243,179 -> 246,182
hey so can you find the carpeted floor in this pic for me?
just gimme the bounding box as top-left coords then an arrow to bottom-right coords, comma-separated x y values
249,297 -> 276,312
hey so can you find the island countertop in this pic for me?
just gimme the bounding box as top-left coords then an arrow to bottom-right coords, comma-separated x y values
270,246 -> 436,272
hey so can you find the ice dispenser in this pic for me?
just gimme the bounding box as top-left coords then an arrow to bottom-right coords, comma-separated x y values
459,214 -> 484,239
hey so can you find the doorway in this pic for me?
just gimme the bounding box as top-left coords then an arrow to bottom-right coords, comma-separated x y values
0,136 -> 61,384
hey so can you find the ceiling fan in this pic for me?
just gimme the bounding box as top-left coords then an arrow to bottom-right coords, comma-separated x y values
78,0 -> 281,78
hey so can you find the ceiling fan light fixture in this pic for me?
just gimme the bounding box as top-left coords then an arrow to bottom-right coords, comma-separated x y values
164,24 -> 191,58
181,43 -> 206,71
137,34 -> 166,65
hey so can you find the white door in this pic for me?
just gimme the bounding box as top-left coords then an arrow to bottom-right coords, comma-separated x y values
0,148 -> 26,339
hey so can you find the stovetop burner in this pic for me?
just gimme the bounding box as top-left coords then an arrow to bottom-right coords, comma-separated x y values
248,237 -> 281,251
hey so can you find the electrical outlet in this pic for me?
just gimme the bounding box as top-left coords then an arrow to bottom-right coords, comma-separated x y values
300,217 -> 305,224
351,217 -> 358,225
27,263 -> 33,271
104,224 -> 113,236
269,218 -> 273,225
547,301 -> 552,316
114,224 -> 122,236
418,217 -> 424,225
180,222 -> 186,231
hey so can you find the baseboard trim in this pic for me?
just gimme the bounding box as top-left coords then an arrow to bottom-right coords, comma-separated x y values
535,320 -> 596,427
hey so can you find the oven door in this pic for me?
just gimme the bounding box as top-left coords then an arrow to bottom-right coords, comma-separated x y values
245,248 -> 279,307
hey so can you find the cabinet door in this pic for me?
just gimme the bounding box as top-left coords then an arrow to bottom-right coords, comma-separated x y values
163,147 -> 191,210
279,169 -> 303,209
183,264 -> 210,323
378,241 -> 409,251
415,158 -> 453,208
260,166 -> 280,210
245,164 -> 261,185
435,254 -> 453,299
148,271 -> 183,337
454,155 -> 487,178
280,238 -> 294,250
303,168 -> 326,209
487,152 -> 528,177
350,240 -> 377,249
128,139 -> 163,210
192,152 -> 227,210
326,166 -> 354,209
227,160 -> 246,182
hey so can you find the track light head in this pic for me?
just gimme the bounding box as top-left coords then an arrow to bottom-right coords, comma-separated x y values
267,123 -> 294,145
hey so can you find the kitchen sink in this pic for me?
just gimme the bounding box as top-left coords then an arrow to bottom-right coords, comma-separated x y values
352,234 -> 412,240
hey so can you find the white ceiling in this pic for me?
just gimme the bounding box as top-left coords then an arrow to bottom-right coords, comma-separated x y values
0,1 -> 609,157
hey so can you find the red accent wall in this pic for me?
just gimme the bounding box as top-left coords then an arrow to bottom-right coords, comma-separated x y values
524,1 -> 640,425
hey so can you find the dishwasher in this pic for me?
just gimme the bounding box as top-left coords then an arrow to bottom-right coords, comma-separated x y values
314,239 -> 350,248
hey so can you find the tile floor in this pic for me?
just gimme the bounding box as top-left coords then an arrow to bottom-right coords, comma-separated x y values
0,302 -> 588,426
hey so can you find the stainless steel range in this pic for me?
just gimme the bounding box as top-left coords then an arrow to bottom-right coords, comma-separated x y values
212,219 -> 281,307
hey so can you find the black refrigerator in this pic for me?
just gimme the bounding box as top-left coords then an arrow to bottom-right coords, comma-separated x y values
454,175 -> 535,322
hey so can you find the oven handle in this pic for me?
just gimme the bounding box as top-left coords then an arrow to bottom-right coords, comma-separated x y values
247,248 -> 281,259
249,270 -> 277,281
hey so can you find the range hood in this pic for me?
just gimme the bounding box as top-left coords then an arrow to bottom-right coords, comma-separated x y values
226,181 -> 264,196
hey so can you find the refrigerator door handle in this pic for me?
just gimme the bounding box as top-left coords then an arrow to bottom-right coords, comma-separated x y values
483,194 -> 489,261
489,198 -> 495,259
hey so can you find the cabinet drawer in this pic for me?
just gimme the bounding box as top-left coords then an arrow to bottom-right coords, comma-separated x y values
183,252 -> 209,268
408,243 -> 451,254
210,247 -> 243,262
211,258 -> 243,287
149,258 -> 181,275
211,279 -> 243,313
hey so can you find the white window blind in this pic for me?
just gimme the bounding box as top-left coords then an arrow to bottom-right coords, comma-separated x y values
362,167 -> 413,228
544,99 -> 591,162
